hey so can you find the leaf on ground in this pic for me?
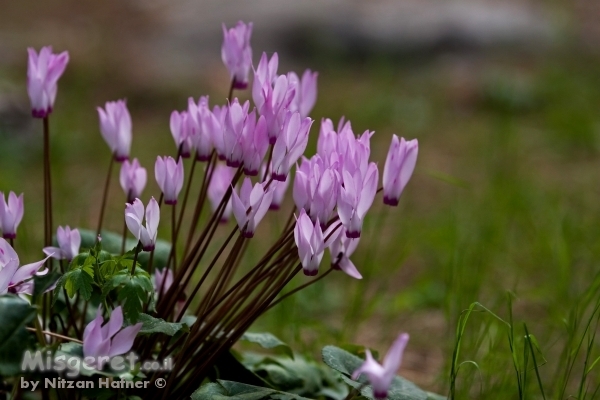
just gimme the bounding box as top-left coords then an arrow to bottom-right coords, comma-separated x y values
138,314 -> 189,336
241,332 -> 294,359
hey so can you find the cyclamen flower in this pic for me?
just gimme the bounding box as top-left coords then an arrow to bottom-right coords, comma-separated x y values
222,99 -> 251,167
188,97 -> 216,161
293,155 -> 338,226
260,75 -> 297,143
231,178 -> 273,238
241,114 -> 269,176
98,100 -> 132,162
252,52 -> 279,111
155,156 -> 184,205
27,46 -> 69,118
337,163 -> 379,238
119,158 -> 147,203
43,226 -> 81,261
83,306 -> 142,365
0,192 -> 24,239
293,209 -> 336,276
170,110 -> 194,158
352,333 -> 410,400
125,197 -> 159,251
222,21 -> 253,90
271,111 -> 312,181
288,69 -> 318,118
329,227 -> 362,279
207,164 -> 236,223
0,238 -> 50,295
383,135 -> 418,206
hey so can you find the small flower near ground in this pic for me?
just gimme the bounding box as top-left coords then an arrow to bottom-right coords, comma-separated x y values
0,238 -> 50,295
352,333 -> 410,400
0,191 -> 24,240
27,46 -> 69,118
222,21 -> 253,90
98,100 -> 132,162
83,306 -> 142,364
125,197 -> 160,251
43,226 -> 81,262
383,135 -> 418,206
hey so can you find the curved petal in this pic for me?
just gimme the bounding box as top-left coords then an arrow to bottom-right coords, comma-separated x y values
108,323 -> 142,357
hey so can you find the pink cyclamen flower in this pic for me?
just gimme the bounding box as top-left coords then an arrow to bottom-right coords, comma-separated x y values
271,111 -> 312,181
155,156 -> 184,205
329,227 -> 362,279
260,74 -> 297,143
188,97 -> 216,161
352,333 -> 410,399
383,135 -> 418,206
294,209 -> 337,276
222,21 -> 253,90
293,155 -> 338,226
207,164 -> 236,223
0,238 -> 50,295
288,69 -> 318,118
222,99 -> 251,168
83,306 -> 142,365
43,226 -> 81,262
337,163 -> 379,238
125,197 -> 159,251
119,158 -> 147,204
27,46 -> 69,118
170,110 -> 194,158
231,178 -> 273,238
0,192 -> 24,239
98,100 -> 132,162
252,52 -> 279,111
241,114 -> 269,176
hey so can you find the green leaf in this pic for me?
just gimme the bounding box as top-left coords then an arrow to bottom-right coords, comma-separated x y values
241,332 -> 294,359
191,380 -> 313,400
64,266 -> 94,300
322,345 -> 445,400
0,295 -> 37,376
138,314 -> 189,336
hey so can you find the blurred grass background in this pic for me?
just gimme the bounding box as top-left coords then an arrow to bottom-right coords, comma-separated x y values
2,0 -> 600,398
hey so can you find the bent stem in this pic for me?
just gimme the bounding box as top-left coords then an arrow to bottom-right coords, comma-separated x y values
25,327 -> 83,344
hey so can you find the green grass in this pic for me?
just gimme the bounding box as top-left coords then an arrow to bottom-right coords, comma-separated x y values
2,44 -> 600,399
